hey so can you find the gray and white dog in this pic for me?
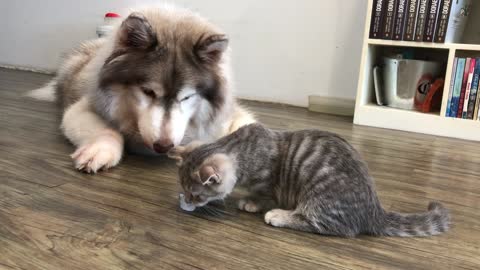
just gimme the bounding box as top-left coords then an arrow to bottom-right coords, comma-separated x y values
30,6 -> 255,173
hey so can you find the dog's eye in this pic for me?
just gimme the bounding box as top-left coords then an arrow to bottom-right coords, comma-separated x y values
181,94 -> 195,102
141,87 -> 156,99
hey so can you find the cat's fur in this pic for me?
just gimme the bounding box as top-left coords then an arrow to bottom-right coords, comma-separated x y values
169,123 -> 450,237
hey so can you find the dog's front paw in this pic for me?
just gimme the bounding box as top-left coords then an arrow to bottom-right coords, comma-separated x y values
71,133 -> 123,174
264,209 -> 292,227
238,199 -> 260,213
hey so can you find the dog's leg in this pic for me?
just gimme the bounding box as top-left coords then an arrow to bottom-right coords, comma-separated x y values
62,97 -> 123,173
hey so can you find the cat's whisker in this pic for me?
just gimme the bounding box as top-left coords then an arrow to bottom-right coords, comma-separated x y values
195,206 -> 221,217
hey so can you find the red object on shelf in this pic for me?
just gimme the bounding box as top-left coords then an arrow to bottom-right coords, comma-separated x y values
414,78 -> 445,113
105,13 -> 121,18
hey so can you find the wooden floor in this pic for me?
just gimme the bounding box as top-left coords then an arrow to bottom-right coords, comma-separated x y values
1,68 -> 479,270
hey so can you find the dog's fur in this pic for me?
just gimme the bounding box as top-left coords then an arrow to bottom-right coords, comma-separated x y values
31,6 -> 255,173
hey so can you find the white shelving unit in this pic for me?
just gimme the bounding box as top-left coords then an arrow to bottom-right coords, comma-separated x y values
354,0 -> 480,141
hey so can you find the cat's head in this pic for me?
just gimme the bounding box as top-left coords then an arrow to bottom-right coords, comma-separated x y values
168,143 -> 237,211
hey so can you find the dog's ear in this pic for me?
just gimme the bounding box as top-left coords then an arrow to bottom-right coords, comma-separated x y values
117,12 -> 157,50
195,34 -> 229,63
197,165 -> 220,186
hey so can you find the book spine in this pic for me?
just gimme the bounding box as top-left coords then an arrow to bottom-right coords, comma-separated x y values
475,99 -> 480,120
457,57 -> 471,118
475,85 -> 480,120
467,58 -> 480,119
462,58 -> 476,118
434,0 -> 452,43
414,0 -> 429,41
445,57 -> 458,117
393,0 -> 408,40
450,58 -> 466,117
423,0 -> 441,42
369,0 -> 387,39
383,0 -> 398,39
445,0 -> 472,43
404,0 -> 420,40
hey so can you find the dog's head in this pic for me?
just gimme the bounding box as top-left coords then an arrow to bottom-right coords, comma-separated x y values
97,8 -> 231,153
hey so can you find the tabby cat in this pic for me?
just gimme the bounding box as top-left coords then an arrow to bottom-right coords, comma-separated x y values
168,123 -> 450,237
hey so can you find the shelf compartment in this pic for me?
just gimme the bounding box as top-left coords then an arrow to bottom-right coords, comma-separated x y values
358,44 -> 449,113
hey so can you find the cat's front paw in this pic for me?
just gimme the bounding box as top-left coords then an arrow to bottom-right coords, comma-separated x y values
238,199 -> 260,213
264,209 -> 291,227
179,194 -> 196,212
71,133 -> 123,174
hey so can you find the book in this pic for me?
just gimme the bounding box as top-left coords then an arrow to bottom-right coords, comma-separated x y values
462,58 -> 476,118
369,0 -> 387,39
467,58 -> 480,119
450,58 -> 465,117
434,0 -> 452,43
477,103 -> 480,120
475,86 -> 480,120
445,57 -> 458,117
445,0 -> 472,43
404,0 -> 420,40
457,57 -> 471,118
414,0 -> 429,41
393,0 -> 408,40
383,0 -> 399,39
423,0 -> 441,42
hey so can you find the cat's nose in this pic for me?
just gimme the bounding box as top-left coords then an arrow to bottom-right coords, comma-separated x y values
153,139 -> 174,153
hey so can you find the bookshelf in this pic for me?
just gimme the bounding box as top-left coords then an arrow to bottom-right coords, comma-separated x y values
354,0 -> 480,141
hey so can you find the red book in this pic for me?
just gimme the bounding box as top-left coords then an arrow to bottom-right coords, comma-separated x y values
457,58 -> 472,118
462,58 -> 476,118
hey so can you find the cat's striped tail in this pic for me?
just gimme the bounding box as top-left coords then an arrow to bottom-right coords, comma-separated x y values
376,202 -> 450,237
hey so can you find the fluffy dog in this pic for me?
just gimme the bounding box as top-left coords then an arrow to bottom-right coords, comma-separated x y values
30,6 -> 255,173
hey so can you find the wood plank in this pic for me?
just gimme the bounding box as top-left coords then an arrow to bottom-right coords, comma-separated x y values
1,68 -> 480,269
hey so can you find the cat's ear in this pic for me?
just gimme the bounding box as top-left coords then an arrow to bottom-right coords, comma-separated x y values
198,165 -> 221,186
195,34 -> 229,63
117,12 -> 157,50
167,146 -> 186,166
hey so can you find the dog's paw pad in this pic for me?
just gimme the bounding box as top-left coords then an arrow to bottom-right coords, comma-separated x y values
71,134 -> 122,174
264,209 -> 291,227
238,199 -> 260,213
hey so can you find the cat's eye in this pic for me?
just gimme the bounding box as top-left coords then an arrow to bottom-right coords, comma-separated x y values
180,94 -> 195,102
141,87 -> 156,99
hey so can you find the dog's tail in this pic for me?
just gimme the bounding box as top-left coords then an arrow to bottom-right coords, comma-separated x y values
25,80 -> 56,101
375,202 -> 450,237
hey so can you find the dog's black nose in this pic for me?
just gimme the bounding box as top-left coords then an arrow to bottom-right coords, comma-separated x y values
153,139 -> 174,153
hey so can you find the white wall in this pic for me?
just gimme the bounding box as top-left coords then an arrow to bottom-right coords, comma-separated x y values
0,0 -> 367,106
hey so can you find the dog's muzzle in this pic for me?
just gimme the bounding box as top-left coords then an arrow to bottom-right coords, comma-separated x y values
153,139 -> 174,153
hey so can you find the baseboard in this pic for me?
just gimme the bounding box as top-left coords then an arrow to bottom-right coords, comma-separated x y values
308,95 -> 355,116
0,64 -> 54,75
